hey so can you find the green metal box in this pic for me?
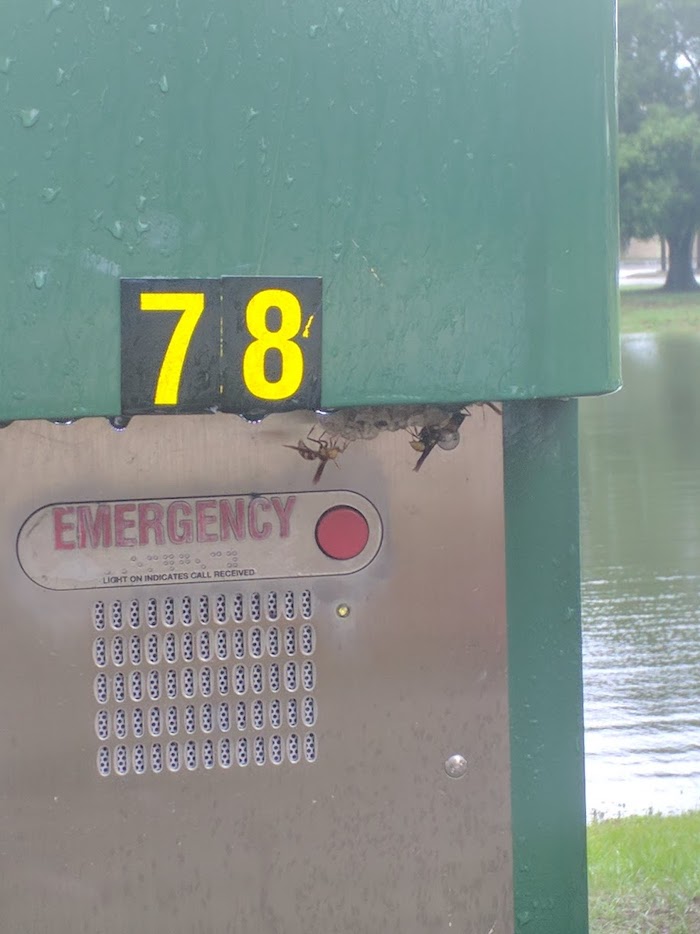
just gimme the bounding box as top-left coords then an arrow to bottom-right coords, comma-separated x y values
0,0 -> 618,420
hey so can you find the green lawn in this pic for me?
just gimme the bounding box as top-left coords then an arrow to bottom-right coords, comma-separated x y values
620,288 -> 700,334
588,812 -> 700,933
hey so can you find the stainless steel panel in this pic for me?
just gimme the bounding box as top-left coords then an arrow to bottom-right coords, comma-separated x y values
0,411 -> 512,933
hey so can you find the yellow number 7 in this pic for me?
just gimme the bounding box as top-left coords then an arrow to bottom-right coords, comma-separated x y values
140,292 -> 206,405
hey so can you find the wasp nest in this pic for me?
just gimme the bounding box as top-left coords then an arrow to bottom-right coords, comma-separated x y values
316,404 -> 461,442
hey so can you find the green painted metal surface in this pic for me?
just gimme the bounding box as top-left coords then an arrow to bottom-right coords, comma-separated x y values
0,0 -> 617,421
504,399 -> 588,934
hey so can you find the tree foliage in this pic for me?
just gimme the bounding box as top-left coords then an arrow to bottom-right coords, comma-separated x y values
620,107 -> 700,242
619,0 -> 700,131
618,0 -> 700,288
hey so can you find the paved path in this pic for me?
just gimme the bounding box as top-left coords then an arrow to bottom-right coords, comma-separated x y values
619,262 -> 700,288
619,263 -> 667,288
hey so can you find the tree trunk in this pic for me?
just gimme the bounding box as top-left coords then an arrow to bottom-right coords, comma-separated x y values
664,228 -> 700,291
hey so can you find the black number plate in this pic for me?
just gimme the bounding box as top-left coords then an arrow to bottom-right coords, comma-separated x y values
120,277 -> 322,416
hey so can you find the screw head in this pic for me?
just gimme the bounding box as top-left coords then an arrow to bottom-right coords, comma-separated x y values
444,754 -> 468,779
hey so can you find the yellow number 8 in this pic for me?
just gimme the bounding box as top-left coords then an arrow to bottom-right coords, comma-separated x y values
242,289 -> 304,400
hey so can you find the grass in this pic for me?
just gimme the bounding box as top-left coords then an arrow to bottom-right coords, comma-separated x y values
620,287 -> 700,334
588,811 -> 700,933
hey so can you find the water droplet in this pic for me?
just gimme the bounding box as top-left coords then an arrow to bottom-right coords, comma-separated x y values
135,135 -> 144,146
20,109 -> 40,128
158,74 -> 168,93
0,57 -> 12,75
0,199 -> 6,213
437,429 -> 460,451
390,0 -> 400,12
330,240 -> 343,261
108,415 -> 130,431
309,23 -> 323,37
33,270 -> 48,289
285,174 -> 294,186
56,67 -> 65,84
136,219 -> 150,233
137,195 -> 147,209
110,220 -> 124,240
147,23 -> 159,33
41,187 -> 61,203
46,0 -> 62,18
103,5 -> 110,22
12,391 -> 26,401
246,107 -> 260,124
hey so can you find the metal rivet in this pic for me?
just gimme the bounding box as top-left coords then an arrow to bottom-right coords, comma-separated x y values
336,603 -> 350,618
444,754 -> 468,779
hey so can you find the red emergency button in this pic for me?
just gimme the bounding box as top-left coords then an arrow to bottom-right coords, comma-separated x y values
315,506 -> 370,560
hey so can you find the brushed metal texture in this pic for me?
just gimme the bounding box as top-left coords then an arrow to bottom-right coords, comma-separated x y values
0,410 -> 512,933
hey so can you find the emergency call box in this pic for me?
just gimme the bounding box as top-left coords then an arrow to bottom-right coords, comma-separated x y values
0,0 -> 617,930
0,409 -> 512,932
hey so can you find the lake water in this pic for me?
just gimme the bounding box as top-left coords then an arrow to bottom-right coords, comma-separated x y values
580,333 -> 700,819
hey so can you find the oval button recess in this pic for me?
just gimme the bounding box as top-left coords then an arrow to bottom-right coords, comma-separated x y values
18,490 -> 382,590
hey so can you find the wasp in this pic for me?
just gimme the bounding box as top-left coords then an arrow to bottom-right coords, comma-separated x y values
283,431 -> 350,484
407,403 -> 502,471
407,412 -> 467,471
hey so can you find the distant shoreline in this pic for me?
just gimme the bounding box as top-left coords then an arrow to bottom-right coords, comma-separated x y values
620,287 -> 700,335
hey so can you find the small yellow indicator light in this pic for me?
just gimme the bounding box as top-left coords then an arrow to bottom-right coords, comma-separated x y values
336,603 -> 350,619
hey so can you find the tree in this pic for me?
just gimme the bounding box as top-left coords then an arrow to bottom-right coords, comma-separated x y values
618,0 -> 700,289
619,107 -> 700,290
